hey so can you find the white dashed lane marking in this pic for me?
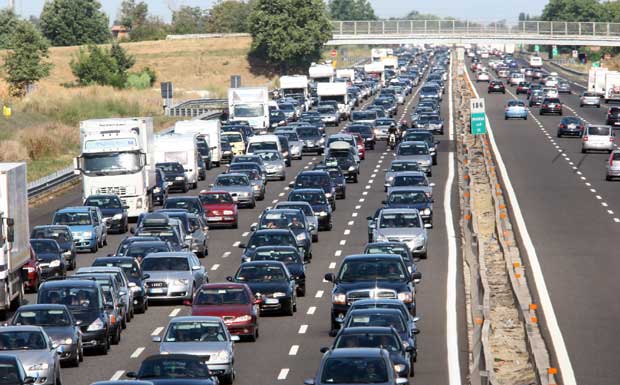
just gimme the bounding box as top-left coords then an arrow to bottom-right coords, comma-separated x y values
307,306 -> 316,315
152,327 -> 163,335
169,308 -> 180,317
329,262 -> 336,269
315,290 -> 324,298
289,345 -> 299,356
277,368 -> 290,380
110,371 -> 125,381
298,325 -> 308,334
211,264 -> 220,271
131,347 -> 145,359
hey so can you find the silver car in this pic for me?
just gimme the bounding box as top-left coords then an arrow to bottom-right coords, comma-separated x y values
607,150 -> 620,180
274,201 -> 319,243
372,208 -> 428,258
255,150 -> 286,181
318,106 -> 339,126
210,173 -> 256,209
580,91 -> 601,108
153,316 -> 238,384
142,252 -> 207,302
187,213 -> 209,258
384,160 -> 422,191
395,141 -> 433,176
0,325 -> 62,385
276,130 -> 303,159
582,125 -> 615,153
76,266 -> 134,323
386,172 -> 435,199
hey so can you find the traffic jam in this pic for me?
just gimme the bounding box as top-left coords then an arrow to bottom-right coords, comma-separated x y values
0,46 -> 450,385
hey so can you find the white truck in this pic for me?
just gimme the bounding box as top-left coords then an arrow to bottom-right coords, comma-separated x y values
381,56 -> 398,71
228,87 -> 270,131
336,69 -> 355,84
0,163 -> 30,319
588,67 -> 608,96
154,133 -> 200,189
309,63 -> 334,83
74,118 -> 156,218
280,75 -> 311,111
317,82 -> 350,120
364,61 -> 385,86
174,119 -> 222,167
371,48 -> 388,61
505,43 -> 516,55
604,71 -> 620,103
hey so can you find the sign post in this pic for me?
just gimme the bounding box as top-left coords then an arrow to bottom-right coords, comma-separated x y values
331,49 -> 337,69
470,98 -> 487,135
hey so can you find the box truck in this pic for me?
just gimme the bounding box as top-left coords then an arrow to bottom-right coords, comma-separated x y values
588,67 -> 608,96
280,75 -> 311,111
74,118 -> 156,218
364,62 -> 385,86
228,87 -> 270,131
309,64 -> 335,83
154,133 -> 200,189
0,163 -> 30,319
317,82 -> 350,120
604,71 -> 620,103
174,119 -> 222,167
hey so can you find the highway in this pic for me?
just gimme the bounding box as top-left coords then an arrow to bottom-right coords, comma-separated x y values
468,59 -> 620,385
23,62 -> 467,385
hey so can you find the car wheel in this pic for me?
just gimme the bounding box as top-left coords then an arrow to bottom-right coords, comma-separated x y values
557,132 -> 562,138
103,235 -> 108,247
297,285 -> 306,297
221,371 -> 235,385
249,200 -> 256,209
91,242 -> 98,253
111,326 -> 121,345
232,221 -> 238,229
69,348 -> 80,367
580,103 -> 583,107
524,116 -> 528,120
606,175 -> 612,181
353,175 -> 358,183
283,299 -> 294,316
581,148 -> 586,154
312,234 -> 318,243
78,343 -> 84,362
420,252 -> 427,259
121,315 -> 127,330
410,362 -> 415,377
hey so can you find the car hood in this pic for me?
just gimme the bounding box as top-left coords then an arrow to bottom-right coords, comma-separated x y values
145,271 -> 192,281
334,280 -> 410,292
42,326 -> 76,344
244,281 -> 290,295
192,304 -> 252,317
99,208 -> 123,217
204,203 -> 236,212
160,341 -> 230,356
214,186 -> 252,194
289,140 -> 302,147
5,350 -> 52,368
377,228 -> 425,237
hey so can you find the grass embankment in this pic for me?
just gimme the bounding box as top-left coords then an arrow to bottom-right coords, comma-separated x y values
0,36 -> 277,181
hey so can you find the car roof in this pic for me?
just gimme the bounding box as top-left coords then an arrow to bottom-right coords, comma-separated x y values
351,298 -> 407,306
32,225 -> 71,231
290,188 -> 324,194
141,353 -> 204,362
14,303 -> 70,311
348,308 -> 404,315
297,170 -> 329,176
365,242 -> 410,248
56,206 -> 93,213
94,256 -> 137,264
254,245 -> 299,252
342,253 -> 404,261
199,282 -> 249,290
380,208 -> 420,214
0,325 -> 45,332
391,171 -> 426,177
169,316 -> 223,323
253,228 -> 294,234
326,347 -> 384,358
142,252 -> 195,258
41,279 -> 99,288
337,326 -> 396,335
240,260 -> 287,267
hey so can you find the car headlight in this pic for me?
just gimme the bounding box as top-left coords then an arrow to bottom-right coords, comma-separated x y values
296,233 -> 307,241
332,293 -> 346,305
423,208 -> 431,216
28,363 -> 49,371
87,318 -> 105,331
325,193 -> 332,198
318,211 -> 328,217
175,176 -> 185,181
398,291 -> 413,303
112,213 -> 123,220
174,279 -> 189,285
49,260 -> 61,268
348,166 -> 355,171
63,337 -> 74,345
82,231 -> 92,238
153,187 -> 161,193
233,315 -> 252,323
387,176 -> 394,181
223,210 -> 234,215
394,364 -> 406,373
319,138 -> 325,144
272,292 -> 287,298
213,350 -> 230,362
252,184 -> 261,190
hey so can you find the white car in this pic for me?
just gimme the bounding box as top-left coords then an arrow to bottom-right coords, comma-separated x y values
544,76 -> 559,87
510,73 -> 525,86
543,87 -> 559,98
476,71 -> 490,82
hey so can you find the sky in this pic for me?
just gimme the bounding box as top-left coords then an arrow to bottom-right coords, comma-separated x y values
5,0 -> 546,24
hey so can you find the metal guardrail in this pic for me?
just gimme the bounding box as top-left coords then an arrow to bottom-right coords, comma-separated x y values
166,99 -> 228,118
28,166 -> 77,199
166,33 -> 251,40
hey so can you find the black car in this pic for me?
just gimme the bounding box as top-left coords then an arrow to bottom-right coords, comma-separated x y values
238,229 -> 298,261
290,171 -> 336,210
327,148 -> 358,183
324,254 -> 418,333
0,354 -> 35,384
152,168 -> 169,206
156,162 -> 188,193
557,116 -> 585,137
314,164 -> 346,199
328,326 -> 414,377
488,80 -> 505,94
364,242 -> 419,285
84,194 -> 129,234
163,196 -> 206,220
383,188 -> 434,227
250,246 -> 306,296
92,257 -> 149,313
345,124 -> 376,149
227,261 -> 297,315
403,130 -> 438,165
305,348 -> 399,385
126,354 -> 217,384
606,106 -> 620,126
115,236 -> 162,256
288,188 -> 332,231
540,97 -> 563,115
270,110 -> 287,130
30,239 -> 66,280
253,210 -> 313,260
30,225 -> 76,270
37,279 -> 113,355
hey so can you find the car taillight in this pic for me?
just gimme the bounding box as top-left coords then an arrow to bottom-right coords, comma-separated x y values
542,104 -> 547,108
611,136 -> 615,142
610,156 -> 615,166
583,136 -> 588,141
559,124 -> 565,128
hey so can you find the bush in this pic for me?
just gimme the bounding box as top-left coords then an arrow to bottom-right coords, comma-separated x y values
126,71 -> 151,89
70,43 -> 135,88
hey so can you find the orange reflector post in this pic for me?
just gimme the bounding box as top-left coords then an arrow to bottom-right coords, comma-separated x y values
530,304 -> 538,311
548,367 -> 558,375
531,317 -> 538,323
513,262 -> 520,268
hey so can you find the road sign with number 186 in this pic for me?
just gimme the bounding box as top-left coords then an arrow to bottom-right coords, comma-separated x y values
470,98 -> 486,135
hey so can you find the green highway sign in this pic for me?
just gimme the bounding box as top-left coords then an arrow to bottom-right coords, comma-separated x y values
552,45 -> 558,58
470,98 -> 487,135
534,45 -> 540,52
593,61 -> 600,68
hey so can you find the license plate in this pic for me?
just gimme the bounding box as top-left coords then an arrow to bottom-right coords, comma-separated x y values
568,124 -> 576,129
208,217 -> 223,221
307,143 -> 314,147
149,288 -> 165,294
265,298 -> 279,304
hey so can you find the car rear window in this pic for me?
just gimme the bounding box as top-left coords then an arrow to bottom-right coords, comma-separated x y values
507,100 -> 525,107
613,153 -> 620,161
588,126 -> 611,135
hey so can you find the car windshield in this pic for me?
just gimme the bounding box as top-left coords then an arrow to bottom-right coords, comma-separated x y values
248,233 -> 293,248
390,162 -> 419,172
562,117 -> 581,125
82,152 -> 142,175
125,244 -> 170,258
84,196 -> 122,209
380,212 -> 421,228
279,132 -> 299,141
347,126 -> 372,134
236,265 -> 287,282
296,174 -> 329,188
256,152 -> 281,161
248,142 -> 277,152
0,331 -> 47,350
223,133 -> 243,142
13,309 -> 71,327
195,288 -> 250,305
164,321 -> 226,343
157,163 -> 184,173
338,259 -> 407,282
404,133 -> 431,143
398,144 -> 428,156
589,126 -> 611,135
93,260 -> 140,278
31,240 -> 59,255
260,212 -> 305,230
352,111 -> 376,120
335,333 -> 401,353
318,107 -> 336,114
376,119 -> 395,126
31,228 -> 71,243
366,245 -> 410,262
135,230 -> 179,245
139,358 -> 210,378
507,100 -> 525,107
165,200 -> 200,214
142,257 -> 189,271
289,192 -> 326,205
277,204 -> 313,216
297,127 -> 320,138
216,176 -> 249,186
53,212 -> 91,226
346,313 -> 406,333
39,287 -> 99,309
393,176 -> 427,187
254,250 -> 300,264
320,357 -> 388,384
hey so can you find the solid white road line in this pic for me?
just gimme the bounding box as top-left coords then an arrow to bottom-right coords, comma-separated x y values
151,327 -> 164,335
169,308 -> 181,317
465,67 -> 577,385
131,347 -> 145,358
277,368 -> 290,380
446,56 -> 462,385
110,371 -> 125,381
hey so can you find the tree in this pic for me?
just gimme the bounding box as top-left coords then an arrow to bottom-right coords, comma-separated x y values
0,10 -> 19,49
117,0 -> 148,29
129,16 -> 169,41
40,0 -> 109,47
249,0 -> 332,71
207,0 -> 253,33
171,6 -> 209,34
541,0 -> 604,22
3,20 -> 52,96
404,10 -> 444,20
329,0 -> 376,20
70,43 -> 135,88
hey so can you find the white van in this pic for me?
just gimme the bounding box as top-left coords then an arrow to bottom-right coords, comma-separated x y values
529,56 -> 543,68
173,120 -> 222,167
246,134 -> 283,155
154,133 -> 200,189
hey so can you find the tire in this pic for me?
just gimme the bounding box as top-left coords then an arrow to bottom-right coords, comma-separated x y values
312,234 -> 318,243
581,148 -> 586,154
353,175 -> 358,183
78,344 -> 84,362
111,326 -> 121,345
221,371 -> 235,385
232,222 -> 238,229
580,104 -> 583,107
283,299 -> 294,316
420,252 -> 427,259
103,235 -> 108,247
249,200 -> 256,209
557,133 -> 562,138
297,285 -> 306,297
524,116 -> 528,120
91,242 -> 98,253
69,349 -> 80,367
121,315 -> 127,330
247,327 -> 258,342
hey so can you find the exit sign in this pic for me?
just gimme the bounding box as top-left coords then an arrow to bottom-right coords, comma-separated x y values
470,98 -> 487,135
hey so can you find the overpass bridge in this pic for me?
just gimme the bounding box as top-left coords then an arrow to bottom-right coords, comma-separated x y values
327,20 -> 620,46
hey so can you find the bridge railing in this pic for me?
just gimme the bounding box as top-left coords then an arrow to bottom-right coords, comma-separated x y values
332,20 -> 620,37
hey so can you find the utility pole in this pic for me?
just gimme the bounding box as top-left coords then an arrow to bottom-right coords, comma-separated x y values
8,0 -> 14,13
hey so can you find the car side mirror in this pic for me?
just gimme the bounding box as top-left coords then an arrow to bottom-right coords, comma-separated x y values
324,273 -> 335,282
24,378 -> 36,385
366,216 -> 373,221
396,377 -> 409,385
226,276 -> 234,282
288,181 -> 295,188
152,335 -> 162,342
429,182 -> 436,187
405,345 -> 414,353
126,372 -> 138,379
238,243 -> 246,249
143,274 -> 150,279
119,290 -> 127,296
412,272 -> 422,281
192,265 -> 202,271
412,316 -> 420,323
209,184 -> 214,188
104,304 -> 114,311
381,200 -> 387,204
250,225 -> 257,232
123,205 -> 130,210
304,380 -> 316,385
129,227 -> 136,235
51,342 -> 59,350
320,347 -> 329,353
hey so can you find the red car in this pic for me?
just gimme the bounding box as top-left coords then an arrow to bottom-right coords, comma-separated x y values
189,283 -> 259,341
22,245 -> 41,293
346,132 -> 366,160
199,191 -> 238,228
